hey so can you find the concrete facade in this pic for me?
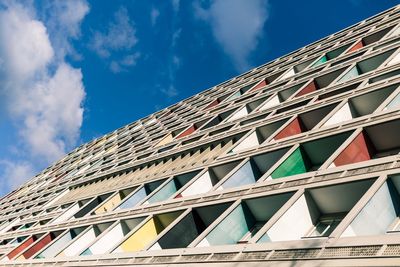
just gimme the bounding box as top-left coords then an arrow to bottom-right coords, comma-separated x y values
0,5 -> 400,266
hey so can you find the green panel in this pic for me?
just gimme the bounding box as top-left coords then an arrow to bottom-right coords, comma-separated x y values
203,204 -> 254,245
338,66 -> 360,83
270,148 -> 307,179
386,93 -> 400,110
257,233 -> 271,243
312,55 -> 328,67
147,180 -> 178,204
80,248 -> 92,255
226,91 -> 242,101
326,44 -> 350,60
157,212 -> 202,249
219,161 -> 257,189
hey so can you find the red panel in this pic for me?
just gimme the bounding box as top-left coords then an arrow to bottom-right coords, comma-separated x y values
295,80 -> 318,97
348,40 -> 364,53
7,236 -> 36,259
205,99 -> 219,110
174,193 -> 182,199
250,80 -> 268,92
274,117 -> 303,140
334,132 -> 371,167
177,125 -> 196,139
22,233 -> 53,259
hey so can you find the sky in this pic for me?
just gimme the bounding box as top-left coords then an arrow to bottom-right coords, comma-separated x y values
0,0 -> 398,195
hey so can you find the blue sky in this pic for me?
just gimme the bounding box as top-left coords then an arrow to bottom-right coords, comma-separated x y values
0,0 -> 397,195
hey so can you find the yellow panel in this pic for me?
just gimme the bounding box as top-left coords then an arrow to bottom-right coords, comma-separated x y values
119,218 -> 161,252
94,194 -> 122,214
155,134 -> 173,147
16,255 -> 25,260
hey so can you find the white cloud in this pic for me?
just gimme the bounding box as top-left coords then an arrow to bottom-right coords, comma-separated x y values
0,160 -> 35,191
14,63 -> 85,161
90,6 -> 139,73
110,52 -> 141,73
194,0 -> 268,71
150,7 -> 160,26
172,55 -> 181,67
160,85 -> 178,98
0,4 -> 53,79
158,26 -> 182,99
42,0 -> 90,60
172,28 -> 182,47
90,7 -> 137,58
172,0 -> 180,13
0,1 -> 87,189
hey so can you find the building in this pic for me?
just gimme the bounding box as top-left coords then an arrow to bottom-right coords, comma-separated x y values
1,5 -> 400,266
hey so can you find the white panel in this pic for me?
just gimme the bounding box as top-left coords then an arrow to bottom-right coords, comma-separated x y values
52,203 -> 80,224
279,68 -> 296,80
180,172 -> 213,197
88,224 -> 125,254
232,132 -> 259,153
0,218 -> 20,234
259,95 -> 280,111
43,189 -> 69,209
323,102 -> 353,127
227,107 -> 248,122
0,256 -> 9,262
60,228 -> 96,257
389,26 -> 400,38
263,195 -> 313,242
387,52 -> 400,66
148,242 -> 162,250
112,246 -> 123,254
328,162 -> 337,169
196,238 -> 211,247
341,182 -> 397,237
38,231 -> 74,258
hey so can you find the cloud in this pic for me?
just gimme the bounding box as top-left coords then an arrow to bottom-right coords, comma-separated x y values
110,52 -> 141,73
194,0 -> 268,71
90,6 -> 139,73
0,4 -> 53,79
150,7 -> 160,26
0,160 -> 35,192
172,55 -> 181,67
0,1 -> 87,190
172,28 -> 182,47
172,0 -> 180,13
160,85 -> 178,98
14,63 -> 85,161
157,26 -> 182,98
41,0 -> 89,60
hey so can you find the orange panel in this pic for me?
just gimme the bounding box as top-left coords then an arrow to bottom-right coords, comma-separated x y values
295,80 -> 318,97
177,125 -> 196,139
250,80 -> 268,92
7,236 -> 36,259
205,99 -> 219,110
22,233 -> 53,259
274,117 -> 304,140
348,40 -> 364,53
334,132 -> 371,166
